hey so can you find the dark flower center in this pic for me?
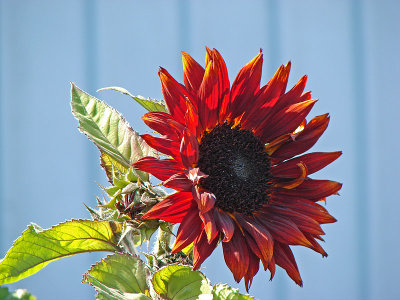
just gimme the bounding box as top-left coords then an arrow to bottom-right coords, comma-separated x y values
197,123 -> 272,215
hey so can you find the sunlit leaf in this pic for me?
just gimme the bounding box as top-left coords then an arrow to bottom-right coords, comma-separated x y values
98,86 -> 167,113
212,284 -> 255,300
0,220 -> 122,285
83,253 -> 150,299
152,265 -> 212,300
71,83 -> 157,181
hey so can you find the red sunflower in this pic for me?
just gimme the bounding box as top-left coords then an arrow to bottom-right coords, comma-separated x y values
134,48 -> 341,290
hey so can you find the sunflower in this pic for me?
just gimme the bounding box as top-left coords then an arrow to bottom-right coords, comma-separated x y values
134,48 -> 341,290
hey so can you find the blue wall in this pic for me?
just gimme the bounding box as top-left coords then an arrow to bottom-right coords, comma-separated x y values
1,1 -> 399,299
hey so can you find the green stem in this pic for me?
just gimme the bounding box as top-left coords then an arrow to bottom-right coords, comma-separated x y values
153,225 -> 173,256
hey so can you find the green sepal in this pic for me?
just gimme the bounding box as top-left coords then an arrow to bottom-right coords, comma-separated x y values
0,220 -> 122,285
152,265 -> 212,300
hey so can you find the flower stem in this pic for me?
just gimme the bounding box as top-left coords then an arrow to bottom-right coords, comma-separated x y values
153,224 -> 173,256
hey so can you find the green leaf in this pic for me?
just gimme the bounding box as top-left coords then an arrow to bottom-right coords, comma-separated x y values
152,265 -> 212,300
98,86 -> 167,113
83,253 -> 150,299
71,83 -> 157,181
212,284 -> 256,300
0,220 -> 122,285
0,287 -> 36,300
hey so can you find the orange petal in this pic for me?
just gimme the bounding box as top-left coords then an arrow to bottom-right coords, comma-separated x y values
182,51 -> 205,94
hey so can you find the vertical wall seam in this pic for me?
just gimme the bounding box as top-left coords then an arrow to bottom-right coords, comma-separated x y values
351,1 -> 369,300
0,0 -> 3,254
83,0 -> 99,202
178,1 -> 191,53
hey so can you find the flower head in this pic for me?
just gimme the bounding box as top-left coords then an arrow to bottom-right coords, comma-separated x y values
134,48 -> 341,290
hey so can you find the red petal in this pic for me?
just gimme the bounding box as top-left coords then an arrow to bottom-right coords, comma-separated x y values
244,250 -> 260,292
142,192 -> 194,223
274,242 -> 303,286
185,99 -> 203,139
172,207 -> 202,253
192,186 -> 216,213
222,230 -> 250,282
273,74 -> 308,112
256,99 -> 317,143
192,230 -> 219,269
272,151 -> 342,178
199,209 -> 219,242
242,62 -> 291,128
159,67 -> 191,124
258,211 -> 313,247
303,232 -> 327,257
142,111 -> 185,141
236,214 -> 273,269
198,48 -> 230,130
272,114 -> 330,160
133,157 -> 183,181
227,50 -> 263,121
267,205 -> 325,236
180,129 -> 199,169
271,195 -> 337,224
163,172 -> 192,191
274,178 -> 342,201
182,51 -> 205,94
141,134 -> 181,161
214,209 -> 235,242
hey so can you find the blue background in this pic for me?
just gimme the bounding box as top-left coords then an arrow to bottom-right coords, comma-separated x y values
1,1 -> 399,299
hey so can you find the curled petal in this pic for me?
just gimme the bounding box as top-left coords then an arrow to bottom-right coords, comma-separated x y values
192,186 -> 216,213
274,178 -> 342,202
274,162 -> 308,189
199,209 -> 219,242
272,114 -> 330,160
214,209 -> 235,242
180,129 -> 199,169
272,151 -> 342,178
